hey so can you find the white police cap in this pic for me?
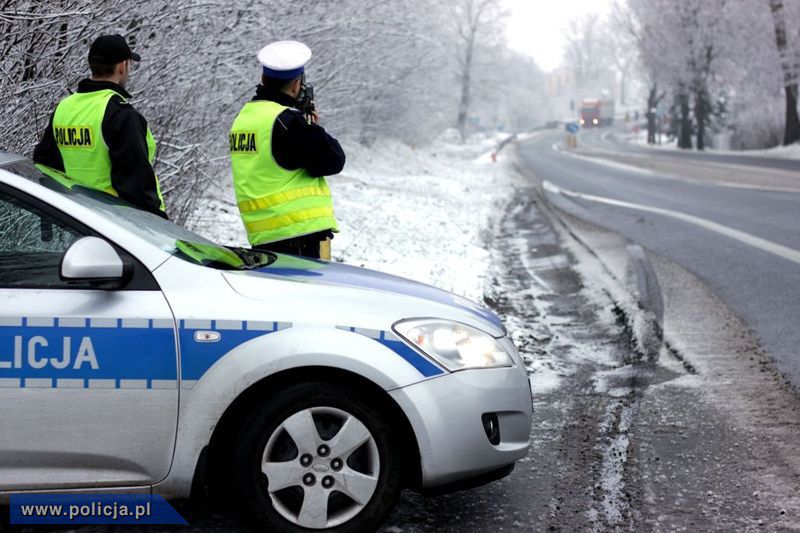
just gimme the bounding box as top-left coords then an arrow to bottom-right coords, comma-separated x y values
257,40 -> 311,79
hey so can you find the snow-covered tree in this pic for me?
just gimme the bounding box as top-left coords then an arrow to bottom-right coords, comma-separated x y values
614,0 -> 798,149
768,0 -> 800,144
563,14 -> 616,102
612,0 -> 672,143
450,0 -> 506,139
0,0 -> 474,220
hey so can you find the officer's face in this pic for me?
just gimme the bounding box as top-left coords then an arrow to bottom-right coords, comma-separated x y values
289,78 -> 302,98
118,59 -> 131,88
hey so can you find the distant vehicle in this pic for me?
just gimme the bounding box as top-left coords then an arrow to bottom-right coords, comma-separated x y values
544,120 -> 561,129
0,153 -> 533,532
579,98 -> 615,127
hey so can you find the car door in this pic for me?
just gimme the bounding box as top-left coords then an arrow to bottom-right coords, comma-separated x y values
0,186 -> 179,490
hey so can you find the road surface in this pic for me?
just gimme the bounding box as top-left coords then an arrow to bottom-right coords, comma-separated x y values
518,128 -> 800,387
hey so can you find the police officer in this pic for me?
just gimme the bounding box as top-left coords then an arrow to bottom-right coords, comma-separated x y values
229,40 -> 345,259
33,34 -> 167,218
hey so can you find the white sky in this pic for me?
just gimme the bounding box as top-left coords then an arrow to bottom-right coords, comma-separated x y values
503,0 -> 613,72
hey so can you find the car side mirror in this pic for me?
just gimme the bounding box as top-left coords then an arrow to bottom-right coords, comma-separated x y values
60,236 -> 132,289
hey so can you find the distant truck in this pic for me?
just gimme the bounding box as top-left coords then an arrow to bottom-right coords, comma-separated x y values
579,98 -> 615,127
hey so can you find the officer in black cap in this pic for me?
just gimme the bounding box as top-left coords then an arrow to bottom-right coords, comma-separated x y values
33,34 -> 167,218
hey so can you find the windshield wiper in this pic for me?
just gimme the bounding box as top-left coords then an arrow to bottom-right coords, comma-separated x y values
175,240 -> 275,270
230,247 -> 276,269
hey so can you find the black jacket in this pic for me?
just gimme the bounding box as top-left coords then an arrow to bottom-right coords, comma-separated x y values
252,85 -> 345,177
32,79 -> 166,218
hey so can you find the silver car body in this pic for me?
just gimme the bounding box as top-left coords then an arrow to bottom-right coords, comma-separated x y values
0,157 -> 532,498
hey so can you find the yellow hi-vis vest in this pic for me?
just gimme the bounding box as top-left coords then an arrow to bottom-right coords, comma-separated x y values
229,100 -> 339,246
48,89 -> 165,211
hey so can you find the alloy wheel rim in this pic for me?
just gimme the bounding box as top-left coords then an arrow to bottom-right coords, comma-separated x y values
261,406 -> 381,529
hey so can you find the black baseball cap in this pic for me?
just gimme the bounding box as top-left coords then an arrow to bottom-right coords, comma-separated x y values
88,34 -> 140,64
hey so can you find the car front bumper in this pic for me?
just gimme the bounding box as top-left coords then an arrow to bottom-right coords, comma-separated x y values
389,365 -> 532,489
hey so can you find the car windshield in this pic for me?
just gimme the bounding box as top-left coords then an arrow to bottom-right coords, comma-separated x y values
2,160 -> 274,270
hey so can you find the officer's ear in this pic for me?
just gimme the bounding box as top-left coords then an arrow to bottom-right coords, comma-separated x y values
291,77 -> 302,96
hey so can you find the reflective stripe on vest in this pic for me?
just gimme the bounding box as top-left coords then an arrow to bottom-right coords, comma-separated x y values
52,89 -> 165,211
230,100 -> 338,246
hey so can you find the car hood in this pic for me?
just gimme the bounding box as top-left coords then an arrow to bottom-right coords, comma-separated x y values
222,254 -> 505,336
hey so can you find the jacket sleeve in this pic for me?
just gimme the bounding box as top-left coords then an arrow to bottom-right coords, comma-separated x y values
103,98 -> 167,218
32,113 -> 65,171
273,110 -> 346,177
304,124 -> 345,177
301,123 -> 346,177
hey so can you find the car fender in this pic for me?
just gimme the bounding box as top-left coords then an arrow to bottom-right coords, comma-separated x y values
157,325 -> 443,496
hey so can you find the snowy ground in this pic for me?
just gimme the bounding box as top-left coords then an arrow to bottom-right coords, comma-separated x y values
186,129 -> 515,303
622,127 -> 800,158
624,128 -> 678,150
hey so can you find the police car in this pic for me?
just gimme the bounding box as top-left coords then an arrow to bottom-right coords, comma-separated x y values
0,152 -> 532,532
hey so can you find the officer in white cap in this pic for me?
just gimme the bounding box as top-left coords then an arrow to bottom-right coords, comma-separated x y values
229,40 -> 345,260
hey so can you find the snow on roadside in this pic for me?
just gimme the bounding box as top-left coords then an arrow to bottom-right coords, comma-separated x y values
624,128 -> 677,150
186,130 -> 517,303
555,217 -> 662,365
621,127 -> 800,159
748,142 -> 800,159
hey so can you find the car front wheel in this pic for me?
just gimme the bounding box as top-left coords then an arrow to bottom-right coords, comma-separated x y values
232,382 -> 403,532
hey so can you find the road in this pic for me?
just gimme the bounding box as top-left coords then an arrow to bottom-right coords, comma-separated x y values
518,128 -> 800,387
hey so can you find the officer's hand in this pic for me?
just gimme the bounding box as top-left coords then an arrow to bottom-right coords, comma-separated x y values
309,110 -> 320,124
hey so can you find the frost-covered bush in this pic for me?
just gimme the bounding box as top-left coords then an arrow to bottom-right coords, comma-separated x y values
732,98 -> 785,150
0,0 -> 455,221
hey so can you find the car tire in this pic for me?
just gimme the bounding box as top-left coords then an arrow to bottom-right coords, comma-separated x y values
232,381 -> 403,532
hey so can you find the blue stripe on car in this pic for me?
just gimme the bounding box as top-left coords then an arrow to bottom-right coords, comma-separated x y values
178,320 -> 282,381
0,317 -> 176,388
0,318 -> 443,388
375,332 -> 443,377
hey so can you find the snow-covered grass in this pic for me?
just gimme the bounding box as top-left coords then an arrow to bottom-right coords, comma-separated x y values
622,127 -> 800,159
735,141 -> 800,159
186,130 -> 517,303
624,128 -> 678,150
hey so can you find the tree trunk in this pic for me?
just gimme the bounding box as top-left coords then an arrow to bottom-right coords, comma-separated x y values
678,90 -> 692,149
769,0 -> 800,145
647,85 -> 657,144
21,5 -> 40,82
695,89 -> 706,151
620,69 -> 627,106
456,34 -> 474,141
784,83 -> 800,145
359,105 -> 376,146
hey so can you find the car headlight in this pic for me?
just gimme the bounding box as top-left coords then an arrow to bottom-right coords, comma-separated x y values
393,319 -> 513,371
